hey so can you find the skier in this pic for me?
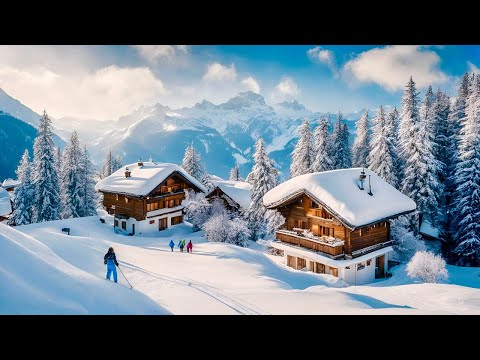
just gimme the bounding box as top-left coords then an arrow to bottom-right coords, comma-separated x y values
187,240 -> 193,253
169,240 -> 175,252
179,239 -> 185,252
104,247 -> 119,283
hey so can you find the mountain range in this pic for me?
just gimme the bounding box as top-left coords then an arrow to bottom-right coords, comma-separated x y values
0,89 -> 370,181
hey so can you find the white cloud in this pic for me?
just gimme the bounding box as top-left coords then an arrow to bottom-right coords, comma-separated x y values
0,65 -> 166,121
343,45 -> 450,91
241,76 -> 260,93
270,77 -> 299,103
307,47 -> 337,76
203,62 -> 237,82
133,45 -> 188,64
468,61 -> 480,74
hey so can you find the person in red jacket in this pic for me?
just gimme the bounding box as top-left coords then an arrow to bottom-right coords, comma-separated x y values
186,240 -> 193,253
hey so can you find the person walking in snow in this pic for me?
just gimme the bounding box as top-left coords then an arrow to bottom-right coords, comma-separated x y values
169,240 -> 174,252
104,247 -> 119,283
187,240 -> 193,253
179,239 -> 185,252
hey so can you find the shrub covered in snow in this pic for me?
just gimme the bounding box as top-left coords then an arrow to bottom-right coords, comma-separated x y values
406,251 -> 448,283
183,190 -> 211,231
265,209 -> 285,236
391,217 -> 426,261
202,212 -> 251,247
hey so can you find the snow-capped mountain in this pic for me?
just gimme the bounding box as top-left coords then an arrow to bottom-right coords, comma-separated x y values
0,88 -> 42,128
89,91 -> 332,180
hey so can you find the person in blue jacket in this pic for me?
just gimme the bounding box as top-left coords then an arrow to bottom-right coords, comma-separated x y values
169,240 -> 175,252
104,247 -> 119,283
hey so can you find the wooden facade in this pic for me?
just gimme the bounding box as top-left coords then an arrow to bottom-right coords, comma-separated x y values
205,187 -> 240,212
273,193 -> 391,259
101,171 -> 201,222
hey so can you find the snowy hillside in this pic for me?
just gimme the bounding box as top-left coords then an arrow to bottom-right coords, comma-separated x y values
6,216 -> 480,315
0,223 -> 167,314
0,88 -> 42,127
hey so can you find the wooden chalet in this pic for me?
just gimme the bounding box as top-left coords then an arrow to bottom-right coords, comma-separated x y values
263,168 -> 416,285
95,161 -> 206,235
205,179 -> 252,212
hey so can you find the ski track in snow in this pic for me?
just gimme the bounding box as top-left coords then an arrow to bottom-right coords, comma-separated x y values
120,261 -> 270,315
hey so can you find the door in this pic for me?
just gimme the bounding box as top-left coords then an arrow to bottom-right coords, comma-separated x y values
375,255 -> 385,278
159,218 -> 168,231
132,224 -> 135,235
311,224 -> 320,236
315,262 -> 325,274
287,255 -> 296,269
297,258 -> 306,270
171,216 -> 183,225
121,221 -> 126,230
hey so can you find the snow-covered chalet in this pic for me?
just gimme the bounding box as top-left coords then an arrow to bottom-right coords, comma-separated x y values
0,186 -> 13,221
263,168 -> 416,285
95,161 -> 206,235
206,179 -> 252,212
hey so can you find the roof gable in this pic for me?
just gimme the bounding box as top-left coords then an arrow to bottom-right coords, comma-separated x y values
263,168 -> 416,229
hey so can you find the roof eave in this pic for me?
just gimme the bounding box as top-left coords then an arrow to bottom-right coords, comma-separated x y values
265,189 -> 416,230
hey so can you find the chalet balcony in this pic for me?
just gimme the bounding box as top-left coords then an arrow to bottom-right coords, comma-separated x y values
275,229 -> 344,259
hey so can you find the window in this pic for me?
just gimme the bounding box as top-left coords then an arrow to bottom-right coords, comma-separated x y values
345,266 -> 350,270
115,194 -> 119,201
169,200 -> 174,208
366,259 -> 372,266
125,197 -> 129,203
357,262 -> 365,271
322,227 -> 330,236
122,221 -> 126,230
311,201 -> 319,209
149,220 -> 155,224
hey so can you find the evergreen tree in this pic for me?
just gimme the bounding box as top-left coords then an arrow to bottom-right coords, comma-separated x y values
311,117 -> 333,172
229,162 -> 244,181
368,106 -> 399,188
182,144 -> 207,183
80,146 -> 98,217
399,77 -> 439,234
290,119 -> 313,177
247,138 -> 276,239
101,151 -> 113,179
112,154 -> 124,172
8,150 -> 34,226
331,113 -> 351,169
60,131 -> 83,219
352,110 -> 370,168
452,75 -> 480,266
32,111 -> 61,222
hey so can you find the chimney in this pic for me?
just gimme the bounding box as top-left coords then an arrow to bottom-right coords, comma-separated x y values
125,167 -> 131,178
358,167 -> 366,190
138,158 -> 143,167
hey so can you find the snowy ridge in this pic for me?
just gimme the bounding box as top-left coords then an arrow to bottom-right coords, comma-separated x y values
210,179 -> 252,209
0,223 -> 167,314
263,168 -> 416,229
95,161 -> 207,196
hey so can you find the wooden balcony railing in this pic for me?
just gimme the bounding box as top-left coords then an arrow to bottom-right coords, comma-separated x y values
276,230 -> 344,258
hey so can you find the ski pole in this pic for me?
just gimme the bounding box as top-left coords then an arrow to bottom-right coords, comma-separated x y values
117,264 -> 133,289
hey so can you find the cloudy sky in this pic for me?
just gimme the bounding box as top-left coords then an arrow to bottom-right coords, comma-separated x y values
0,45 -> 478,121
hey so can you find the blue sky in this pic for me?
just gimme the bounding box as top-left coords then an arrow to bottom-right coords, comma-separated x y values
0,45 -> 478,120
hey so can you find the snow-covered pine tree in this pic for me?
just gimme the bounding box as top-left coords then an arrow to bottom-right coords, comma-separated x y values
32,111 -> 61,222
331,113 -> 351,169
269,159 -> 280,186
60,131 -> 83,219
352,110 -> 370,168
452,74 -> 480,266
112,154 -> 123,172
55,146 -> 62,174
417,86 -> 443,227
311,117 -> 333,172
8,149 -> 34,226
368,106 -> 399,188
247,138 -> 276,239
229,162 -> 243,181
290,119 -> 313,177
183,190 -> 211,231
245,170 -> 254,185
182,144 -> 207,182
444,74 -> 470,255
265,209 -> 285,236
79,146 -> 98,217
399,78 -> 439,231
101,151 -> 113,179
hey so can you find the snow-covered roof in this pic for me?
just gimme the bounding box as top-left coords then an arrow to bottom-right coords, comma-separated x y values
210,179 -> 252,209
95,162 -> 206,196
263,168 -> 416,229
2,178 -> 21,189
0,187 -> 12,216
419,219 -> 440,239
